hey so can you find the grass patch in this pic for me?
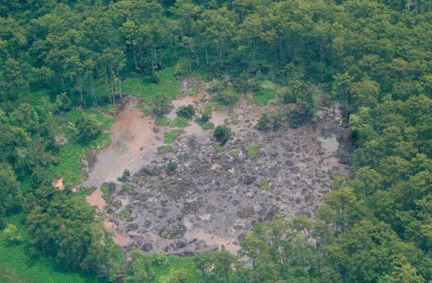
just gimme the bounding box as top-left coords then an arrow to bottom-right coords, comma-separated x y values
100,184 -> 111,203
158,145 -> 172,155
210,98 -> 228,111
121,68 -> 181,102
231,119 -> 240,125
152,255 -> 201,283
230,151 -> 239,158
119,210 -> 133,222
103,104 -> 116,113
257,179 -> 274,191
199,122 -> 214,130
122,185 -> 136,192
248,88 -> 277,106
213,144 -> 224,152
247,132 -> 255,137
247,144 -> 261,158
164,129 -> 182,143
0,213 -> 107,283
170,117 -> 190,128
155,117 -> 171,126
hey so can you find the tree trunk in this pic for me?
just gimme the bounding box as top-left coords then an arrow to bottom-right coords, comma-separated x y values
205,46 -> 209,65
116,67 -> 122,100
133,51 -> 138,71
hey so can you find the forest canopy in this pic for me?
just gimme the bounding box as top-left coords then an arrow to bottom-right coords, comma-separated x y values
1,0 -> 432,282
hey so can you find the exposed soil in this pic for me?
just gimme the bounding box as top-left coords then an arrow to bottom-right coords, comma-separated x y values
81,78 -> 352,257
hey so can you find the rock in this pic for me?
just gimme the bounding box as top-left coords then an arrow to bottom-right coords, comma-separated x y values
181,201 -> 202,214
240,175 -> 256,185
237,207 -> 255,219
126,223 -> 138,232
143,220 -> 152,228
159,224 -> 187,239
113,200 -> 122,209
264,206 -> 280,222
237,233 -> 247,241
141,243 -> 153,252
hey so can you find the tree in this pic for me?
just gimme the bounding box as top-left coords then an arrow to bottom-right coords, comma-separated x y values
193,251 -> 214,281
152,94 -> 172,117
211,245 -> 236,283
0,163 -> 22,229
124,248 -> 156,283
176,104 -> 196,119
214,125 -> 231,145
4,224 -> 23,245
74,110 -> 103,143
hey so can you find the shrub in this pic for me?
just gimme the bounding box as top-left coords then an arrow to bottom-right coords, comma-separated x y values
257,113 -> 271,131
152,94 -> 171,117
166,159 -> 177,171
164,129 -> 182,143
117,169 -> 131,181
214,125 -> 231,145
75,111 -> 103,143
215,89 -> 240,106
55,92 -> 72,112
158,145 -> 172,154
176,104 -> 195,119
155,117 -> 171,126
196,105 -> 212,124
170,117 -> 189,128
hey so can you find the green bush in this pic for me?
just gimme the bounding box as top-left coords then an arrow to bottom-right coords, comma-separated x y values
257,113 -> 271,131
152,94 -> 172,117
117,169 -> 131,181
155,117 -> 171,126
176,105 -> 195,119
55,92 -> 72,113
75,111 -> 103,143
166,159 -> 177,171
164,129 -> 182,143
196,105 -> 212,124
170,117 -> 189,128
215,89 -> 240,106
214,125 -> 231,145
158,145 -> 172,154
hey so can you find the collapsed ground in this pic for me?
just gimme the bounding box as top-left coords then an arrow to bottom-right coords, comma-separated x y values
81,79 -> 352,257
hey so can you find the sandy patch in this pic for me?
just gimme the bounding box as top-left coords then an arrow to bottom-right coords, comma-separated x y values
86,189 -> 106,211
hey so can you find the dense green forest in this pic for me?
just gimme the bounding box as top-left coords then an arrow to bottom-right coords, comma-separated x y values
1,0 -> 432,282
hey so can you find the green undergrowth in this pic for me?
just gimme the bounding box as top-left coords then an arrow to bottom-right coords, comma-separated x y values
249,87 -> 277,106
152,256 -> 201,283
247,144 -> 261,158
170,117 -> 189,128
210,98 -> 228,111
158,145 -> 172,155
155,117 -> 171,126
213,144 -> 224,152
122,185 -> 136,192
198,122 -> 214,130
164,129 -> 182,143
119,210 -> 133,222
0,213 -> 105,283
121,68 -> 181,102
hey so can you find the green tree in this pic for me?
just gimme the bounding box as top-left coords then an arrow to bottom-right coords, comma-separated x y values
214,125 -> 231,145
3,224 -> 23,245
74,110 -> 103,143
193,251 -> 214,281
0,163 -> 22,229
